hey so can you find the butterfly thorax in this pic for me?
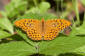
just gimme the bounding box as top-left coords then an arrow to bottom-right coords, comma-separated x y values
41,18 -> 45,37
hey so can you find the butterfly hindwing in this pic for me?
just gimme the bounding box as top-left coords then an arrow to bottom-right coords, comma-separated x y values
44,19 -> 71,40
14,19 -> 42,40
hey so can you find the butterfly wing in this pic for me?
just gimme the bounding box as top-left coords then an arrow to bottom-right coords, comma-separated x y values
44,19 -> 71,40
14,19 -> 42,40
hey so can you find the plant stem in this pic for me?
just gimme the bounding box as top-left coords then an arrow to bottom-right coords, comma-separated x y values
61,0 -> 64,18
72,0 -> 80,25
33,0 -> 38,7
35,42 -> 40,53
82,12 -> 85,25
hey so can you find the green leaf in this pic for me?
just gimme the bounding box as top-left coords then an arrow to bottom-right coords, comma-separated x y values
0,30 -> 12,39
74,45 -> 85,55
39,2 -> 50,13
19,13 -> 57,20
5,0 -> 27,18
0,18 -> 14,34
0,41 -> 36,56
73,12 -> 85,35
72,0 -> 80,25
25,7 -> 40,14
81,0 -> 85,6
16,29 -> 35,46
25,2 -> 50,14
0,19 -> 14,34
39,36 -> 85,56
75,27 -> 85,35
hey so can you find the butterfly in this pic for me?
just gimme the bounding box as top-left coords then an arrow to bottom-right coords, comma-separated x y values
14,19 -> 71,40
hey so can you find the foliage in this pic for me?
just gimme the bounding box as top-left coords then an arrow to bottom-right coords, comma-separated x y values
81,0 -> 85,6
0,11 -> 14,34
0,0 -> 85,56
5,0 -> 27,18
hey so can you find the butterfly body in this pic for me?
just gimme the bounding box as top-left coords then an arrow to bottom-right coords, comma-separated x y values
15,19 -> 71,40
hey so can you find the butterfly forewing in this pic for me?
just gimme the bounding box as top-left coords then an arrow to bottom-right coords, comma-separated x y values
43,19 -> 71,40
14,19 -> 42,40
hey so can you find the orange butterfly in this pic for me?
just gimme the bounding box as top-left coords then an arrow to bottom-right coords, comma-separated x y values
14,19 -> 71,40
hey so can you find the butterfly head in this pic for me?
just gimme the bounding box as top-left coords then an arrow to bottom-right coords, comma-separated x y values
41,18 -> 45,23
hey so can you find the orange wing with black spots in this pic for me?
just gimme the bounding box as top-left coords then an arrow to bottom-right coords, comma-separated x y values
43,19 -> 71,40
14,19 -> 71,41
14,19 -> 42,40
